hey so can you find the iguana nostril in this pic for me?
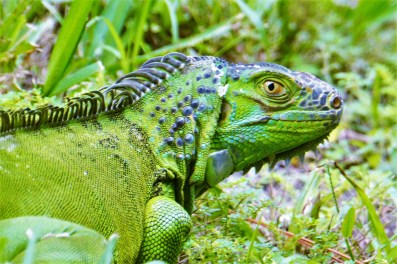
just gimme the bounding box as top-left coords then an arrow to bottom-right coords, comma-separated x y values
331,95 -> 342,109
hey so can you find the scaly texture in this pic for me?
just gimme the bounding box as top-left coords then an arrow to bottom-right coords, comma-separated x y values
0,52 -> 343,263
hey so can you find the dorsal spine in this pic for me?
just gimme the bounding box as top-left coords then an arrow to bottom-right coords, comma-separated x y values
0,53 -> 191,135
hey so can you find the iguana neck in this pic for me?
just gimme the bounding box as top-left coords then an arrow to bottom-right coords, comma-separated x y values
120,55 -> 229,209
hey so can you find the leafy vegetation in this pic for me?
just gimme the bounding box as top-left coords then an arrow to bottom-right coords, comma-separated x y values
0,0 -> 396,263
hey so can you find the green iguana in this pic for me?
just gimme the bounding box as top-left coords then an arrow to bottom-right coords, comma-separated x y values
0,52 -> 343,263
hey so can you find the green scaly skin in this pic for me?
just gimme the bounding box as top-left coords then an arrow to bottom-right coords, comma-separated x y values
0,53 -> 343,263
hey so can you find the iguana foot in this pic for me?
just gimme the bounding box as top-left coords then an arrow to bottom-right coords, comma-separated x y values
137,196 -> 191,263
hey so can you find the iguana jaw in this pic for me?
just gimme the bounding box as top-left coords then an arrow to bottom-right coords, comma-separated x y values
266,132 -> 331,169
205,130 -> 331,187
263,113 -> 341,169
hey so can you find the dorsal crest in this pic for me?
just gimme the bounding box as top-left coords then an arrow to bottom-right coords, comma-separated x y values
0,52 -> 190,135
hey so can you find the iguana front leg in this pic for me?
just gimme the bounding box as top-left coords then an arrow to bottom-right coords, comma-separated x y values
137,196 -> 192,263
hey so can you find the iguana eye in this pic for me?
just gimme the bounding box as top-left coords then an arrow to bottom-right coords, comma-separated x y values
263,81 -> 285,95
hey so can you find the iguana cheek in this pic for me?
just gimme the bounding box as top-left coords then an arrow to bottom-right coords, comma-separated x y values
205,149 -> 234,187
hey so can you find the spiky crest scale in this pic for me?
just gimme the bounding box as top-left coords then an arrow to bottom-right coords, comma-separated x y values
0,53 -> 208,135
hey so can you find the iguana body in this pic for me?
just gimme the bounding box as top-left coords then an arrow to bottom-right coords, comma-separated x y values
0,53 -> 343,263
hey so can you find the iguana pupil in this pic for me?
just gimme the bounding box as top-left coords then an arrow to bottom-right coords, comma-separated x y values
268,82 -> 275,91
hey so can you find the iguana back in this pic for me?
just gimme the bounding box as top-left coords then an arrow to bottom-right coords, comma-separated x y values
0,53 -> 343,263
1,113 -> 156,261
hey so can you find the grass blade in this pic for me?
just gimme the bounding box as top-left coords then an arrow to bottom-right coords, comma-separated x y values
100,17 -> 128,73
293,171 -> 321,216
341,206 -> 356,260
41,0 -> 64,24
43,1 -> 94,96
165,0 -> 179,43
131,0 -> 153,69
50,62 -> 103,96
341,206 -> 355,238
136,14 -> 243,64
87,0 -> 131,59
234,0 -> 264,31
352,0 -> 397,42
335,162 -> 392,261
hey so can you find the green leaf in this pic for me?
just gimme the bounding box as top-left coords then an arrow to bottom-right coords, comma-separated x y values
99,234 -> 119,264
0,216 -> 110,263
43,1 -> 94,96
341,207 -> 355,238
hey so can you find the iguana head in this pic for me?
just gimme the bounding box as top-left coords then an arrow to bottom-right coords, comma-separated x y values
206,62 -> 343,186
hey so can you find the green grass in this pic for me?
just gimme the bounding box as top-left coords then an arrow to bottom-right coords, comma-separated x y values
0,0 -> 396,263
43,0 -> 93,96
